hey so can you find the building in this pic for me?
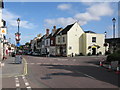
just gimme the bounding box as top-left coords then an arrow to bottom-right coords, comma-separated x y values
105,38 -> 120,53
55,22 -> 105,56
30,22 -> 106,57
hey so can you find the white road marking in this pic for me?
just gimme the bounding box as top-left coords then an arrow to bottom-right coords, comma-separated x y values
0,63 -> 5,67
77,71 -> 96,79
15,76 -> 20,88
89,64 -> 99,67
83,74 -> 96,79
22,76 -> 32,90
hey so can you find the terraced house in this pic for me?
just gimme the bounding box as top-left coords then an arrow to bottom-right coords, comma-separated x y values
31,22 -> 106,56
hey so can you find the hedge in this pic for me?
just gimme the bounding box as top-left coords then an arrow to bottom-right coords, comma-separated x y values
106,52 -> 120,62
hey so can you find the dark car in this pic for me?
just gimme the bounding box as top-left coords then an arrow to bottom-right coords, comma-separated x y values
11,52 -> 15,57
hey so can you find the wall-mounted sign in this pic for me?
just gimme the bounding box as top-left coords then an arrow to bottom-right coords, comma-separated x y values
0,28 -> 7,35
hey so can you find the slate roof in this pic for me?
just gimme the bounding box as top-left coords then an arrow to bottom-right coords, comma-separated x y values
57,23 -> 74,35
53,28 -> 63,37
85,31 -> 96,33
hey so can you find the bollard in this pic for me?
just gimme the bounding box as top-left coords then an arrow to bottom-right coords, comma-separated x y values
116,66 -> 120,74
108,64 -> 112,71
100,61 -> 103,66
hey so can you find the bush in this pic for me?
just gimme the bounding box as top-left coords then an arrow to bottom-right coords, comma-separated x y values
106,52 -> 120,62
79,53 -> 84,56
87,52 -> 92,56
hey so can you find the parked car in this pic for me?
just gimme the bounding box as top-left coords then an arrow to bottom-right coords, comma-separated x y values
11,52 -> 15,57
15,53 -> 22,64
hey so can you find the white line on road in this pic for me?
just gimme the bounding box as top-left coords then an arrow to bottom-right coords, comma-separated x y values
22,75 -> 32,90
76,71 -> 96,80
89,64 -> 99,67
15,76 -> 20,89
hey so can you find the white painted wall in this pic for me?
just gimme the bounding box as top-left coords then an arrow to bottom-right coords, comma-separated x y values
67,22 -> 84,56
85,33 -> 105,55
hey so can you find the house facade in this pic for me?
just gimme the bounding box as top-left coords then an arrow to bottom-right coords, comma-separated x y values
55,22 -> 105,56
30,22 -> 106,56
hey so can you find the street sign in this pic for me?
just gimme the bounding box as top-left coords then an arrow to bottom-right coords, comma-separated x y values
16,43 -> 21,47
0,28 -> 7,35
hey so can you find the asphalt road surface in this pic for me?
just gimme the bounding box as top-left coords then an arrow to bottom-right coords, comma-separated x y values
1,55 -> 120,89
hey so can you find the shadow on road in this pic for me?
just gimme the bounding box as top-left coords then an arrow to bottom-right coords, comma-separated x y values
40,64 -> 120,87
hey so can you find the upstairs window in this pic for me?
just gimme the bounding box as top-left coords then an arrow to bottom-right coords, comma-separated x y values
51,40 -> 53,45
92,37 -> 96,42
58,37 -> 60,43
63,37 -> 65,42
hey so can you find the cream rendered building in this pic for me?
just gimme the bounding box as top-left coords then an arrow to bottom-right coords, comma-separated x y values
56,22 -> 105,56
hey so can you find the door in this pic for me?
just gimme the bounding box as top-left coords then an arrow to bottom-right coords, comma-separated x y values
92,48 -> 96,55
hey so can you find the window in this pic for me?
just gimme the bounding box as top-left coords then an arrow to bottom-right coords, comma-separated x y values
63,37 -> 65,42
92,37 -> 96,42
46,40 -> 48,45
51,40 -> 53,45
58,37 -> 60,43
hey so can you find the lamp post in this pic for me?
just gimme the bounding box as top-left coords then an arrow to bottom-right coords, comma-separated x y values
15,18 -> 21,47
60,32 -> 62,56
104,31 -> 107,55
112,18 -> 116,52
17,18 -> 20,34
112,18 -> 116,38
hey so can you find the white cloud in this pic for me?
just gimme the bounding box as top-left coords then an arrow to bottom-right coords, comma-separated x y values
87,3 -> 113,17
3,9 -> 36,29
44,17 -> 75,27
57,4 -> 71,10
45,3 -> 114,27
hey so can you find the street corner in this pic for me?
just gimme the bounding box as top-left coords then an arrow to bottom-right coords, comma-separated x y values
2,57 -> 26,78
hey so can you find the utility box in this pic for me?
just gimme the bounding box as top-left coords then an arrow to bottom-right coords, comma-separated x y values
15,55 -> 22,64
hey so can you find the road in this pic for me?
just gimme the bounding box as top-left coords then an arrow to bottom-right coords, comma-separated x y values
1,55 -> 120,89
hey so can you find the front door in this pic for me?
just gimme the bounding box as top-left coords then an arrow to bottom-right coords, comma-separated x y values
92,48 -> 96,55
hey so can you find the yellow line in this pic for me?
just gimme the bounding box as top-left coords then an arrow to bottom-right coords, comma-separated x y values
2,58 -> 28,78
23,58 -> 28,76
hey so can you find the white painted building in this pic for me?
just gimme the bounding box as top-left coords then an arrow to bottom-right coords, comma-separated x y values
56,22 -> 106,56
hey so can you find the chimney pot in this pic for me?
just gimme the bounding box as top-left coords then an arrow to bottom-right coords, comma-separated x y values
46,29 -> 49,36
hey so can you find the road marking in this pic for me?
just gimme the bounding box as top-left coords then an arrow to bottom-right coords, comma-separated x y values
23,58 -> 28,76
15,76 -> 20,88
76,71 -> 96,80
83,74 -> 96,79
0,62 -> 5,67
22,75 -> 32,90
89,64 -> 99,67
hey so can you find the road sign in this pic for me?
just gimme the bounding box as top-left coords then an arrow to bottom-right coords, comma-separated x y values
16,43 -> 21,47
0,28 -> 7,35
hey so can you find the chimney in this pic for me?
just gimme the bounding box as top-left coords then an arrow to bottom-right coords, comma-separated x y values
46,29 -> 49,36
52,26 -> 56,35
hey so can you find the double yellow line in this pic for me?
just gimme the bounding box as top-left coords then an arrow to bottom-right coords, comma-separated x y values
22,58 -> 28,76
2,58 -> 28,78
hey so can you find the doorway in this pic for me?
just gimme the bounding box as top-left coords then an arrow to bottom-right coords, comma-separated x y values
92,48 -> 96,55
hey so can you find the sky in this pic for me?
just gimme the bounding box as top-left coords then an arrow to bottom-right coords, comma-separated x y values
3,2 -> 118,45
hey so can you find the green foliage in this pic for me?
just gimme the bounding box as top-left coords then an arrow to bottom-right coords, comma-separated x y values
87,52 -> 92,56
106,52 -> 120,62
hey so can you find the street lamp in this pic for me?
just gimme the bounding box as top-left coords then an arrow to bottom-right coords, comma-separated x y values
60,32 -> 62,56
112,18 -> 116,52
15,18 -> 21,46
17,18 -> 20,33
104,31 -> 108,55
112,18 -> 116,38
104,31 -> 107,39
